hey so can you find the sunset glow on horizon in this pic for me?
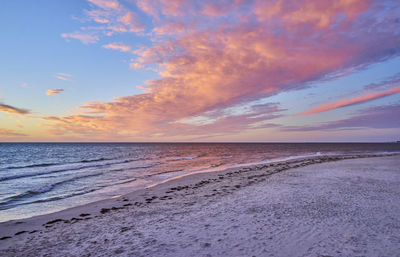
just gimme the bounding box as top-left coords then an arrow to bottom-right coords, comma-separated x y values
1,0 -> 399,142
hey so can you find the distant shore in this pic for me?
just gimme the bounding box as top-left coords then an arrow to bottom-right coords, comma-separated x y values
1,154 -> 399,256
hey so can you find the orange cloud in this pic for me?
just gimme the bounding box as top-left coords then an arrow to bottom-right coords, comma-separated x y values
0,103 -> 30,115
55,73 -> 72,81
297,87 -> 400,116
42,103 -> 283,139
55,76 -> 68,81
0,128 -> 27,137
46,89 -> 64,96
58,73 -> 72,77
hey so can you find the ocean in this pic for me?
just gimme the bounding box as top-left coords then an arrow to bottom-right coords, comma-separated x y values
0,142 -> 399,222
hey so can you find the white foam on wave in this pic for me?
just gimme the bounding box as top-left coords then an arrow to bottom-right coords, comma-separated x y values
147,152 -> 337,189
145,162 -> 233,189
154,150 -> 398,188
275,152 -> 325,162
229,152 -> 326,168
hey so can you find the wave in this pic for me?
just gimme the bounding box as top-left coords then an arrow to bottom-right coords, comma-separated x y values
230,152 -> 326,168
229,151 -> 397,169
2,157 -> 117,170
109,161 -> 163,173
5,162 -> 58,170
149,169 -> 184,176
32,177 -> 138,205
0,177 -> 137,211
0,172 -> 103,210
80,157 -> 113,163
1,164 -> 102,182
0,158 -> 159,182
145,163 -> 230,188
145,160 -> 228,178
0,188 -> 99,211
275,152 -> 328,162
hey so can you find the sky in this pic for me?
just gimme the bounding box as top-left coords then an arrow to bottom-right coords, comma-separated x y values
0,0 -> 399,142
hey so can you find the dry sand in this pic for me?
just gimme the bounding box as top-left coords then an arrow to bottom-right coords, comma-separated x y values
0,154 -> 399,257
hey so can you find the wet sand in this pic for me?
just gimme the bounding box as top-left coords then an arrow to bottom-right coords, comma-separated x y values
0,154 -> 399,256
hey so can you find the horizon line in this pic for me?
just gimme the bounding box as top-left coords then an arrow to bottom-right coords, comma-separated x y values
0,141 -> 398,144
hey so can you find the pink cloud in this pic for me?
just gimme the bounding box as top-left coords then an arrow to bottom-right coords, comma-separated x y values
102,42 -> 131,52
50,0 -> 400,140
136,0 -> 159,19
116,11 -> 144,32
297,87 -> 400,115
201,0 -> 244,17
85,9 -> 111,24
62,0 -> 144,44
159,0 -> 188,17
153,22 -> 185,35
136,0 -> 198,19
253,0 -> 371,28
136,85 -> 150,92
61,31 -> 99,44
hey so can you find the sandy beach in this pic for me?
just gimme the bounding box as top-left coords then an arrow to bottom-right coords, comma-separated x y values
0,154 -> 399,257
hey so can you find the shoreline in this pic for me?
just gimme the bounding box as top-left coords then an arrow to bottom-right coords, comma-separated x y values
1,153 -> 399,255
1,150 -> 398,223
0,153 -> 396,227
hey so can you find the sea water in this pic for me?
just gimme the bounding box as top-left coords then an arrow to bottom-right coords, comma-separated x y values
0,143 -> 399,222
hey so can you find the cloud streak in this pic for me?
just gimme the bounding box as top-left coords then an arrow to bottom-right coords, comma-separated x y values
0,128 -> 27,137
61,32 -> 99,44
46,89 -> 64,95
102,42 -> 131,52
296,87 -> 400,115
285,104 -> 400,131
55,73 -> 72,81
0,103 -> 31,115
